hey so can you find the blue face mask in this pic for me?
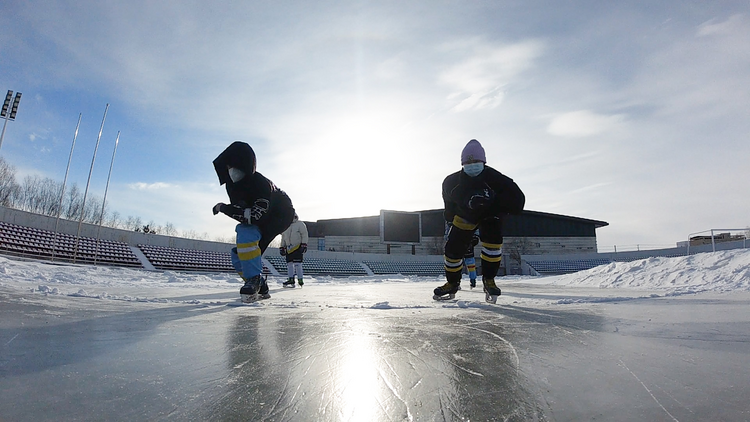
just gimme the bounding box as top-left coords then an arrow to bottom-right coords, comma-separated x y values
462,162 -> 484,177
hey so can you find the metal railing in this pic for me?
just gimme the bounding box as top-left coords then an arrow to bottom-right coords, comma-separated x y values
686,229 -> 749,254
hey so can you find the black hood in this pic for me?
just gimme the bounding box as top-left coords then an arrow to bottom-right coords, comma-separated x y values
213,141 -> 257,185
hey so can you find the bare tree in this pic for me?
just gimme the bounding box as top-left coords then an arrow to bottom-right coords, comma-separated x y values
62,184 -> 82,220
107,211 -> 122,229
19,175 -> 42,212
424,236 -> 445,255
0,157 -> 19,207
161,222 -> 178,236
125,215 -> 143,232
506,237 -> 534,269
81,196 -> 103,224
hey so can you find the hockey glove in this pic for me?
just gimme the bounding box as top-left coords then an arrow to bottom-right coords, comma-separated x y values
217,203 -> 249,223
279,247 -> 287,256
212,203 -> 224,215
301,243 -> 307,253
468,187 -> 495,211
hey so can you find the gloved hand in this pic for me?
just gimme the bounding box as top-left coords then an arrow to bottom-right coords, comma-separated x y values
279,247 -> 287,256
214,203 -> 249,223
468,187 -> 495,211
300,243 -> 307,253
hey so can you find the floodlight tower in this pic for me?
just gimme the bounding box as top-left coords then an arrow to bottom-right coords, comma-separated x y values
0,90 -> 23,151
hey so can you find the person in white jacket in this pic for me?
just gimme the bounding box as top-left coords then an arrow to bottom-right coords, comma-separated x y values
280,213 -> 308,287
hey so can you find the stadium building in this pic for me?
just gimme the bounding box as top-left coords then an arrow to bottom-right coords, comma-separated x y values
304,209 -> 609,273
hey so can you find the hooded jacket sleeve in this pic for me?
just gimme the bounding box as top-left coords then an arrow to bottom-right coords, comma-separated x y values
486,170 -> 525,215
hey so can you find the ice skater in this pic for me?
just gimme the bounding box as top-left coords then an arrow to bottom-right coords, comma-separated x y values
212,141 -> 296,303
464,231 -> 479,288
280,213 -> 308,287
434,139 -> 525,303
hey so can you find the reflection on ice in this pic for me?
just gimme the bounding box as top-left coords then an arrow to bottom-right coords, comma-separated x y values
336,318 -> 380,419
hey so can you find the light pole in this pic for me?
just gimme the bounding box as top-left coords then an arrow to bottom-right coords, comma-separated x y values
0,90 -> 22,152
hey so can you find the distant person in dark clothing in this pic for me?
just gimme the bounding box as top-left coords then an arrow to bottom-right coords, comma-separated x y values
434,139 -> 525,303
212,141 -> 295,302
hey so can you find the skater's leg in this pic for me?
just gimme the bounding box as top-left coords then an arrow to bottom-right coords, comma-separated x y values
287,262 -> 295,279
436,217 -> 476,298
477,217 -> 503,303
236,224 -> 263,277
235,224 -> 263,301
444,217 -> 476,276
477,217 -> 503,279
230,247 -> 244,279
294,262 -> 304,285
464,255 -> 477,287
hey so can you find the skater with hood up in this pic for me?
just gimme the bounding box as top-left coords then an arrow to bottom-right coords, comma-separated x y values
435,139 -> 525,304
280,213 -> 308,287
212,141 -> 295,303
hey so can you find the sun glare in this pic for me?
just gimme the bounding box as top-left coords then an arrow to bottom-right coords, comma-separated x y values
335,318 -> 381,419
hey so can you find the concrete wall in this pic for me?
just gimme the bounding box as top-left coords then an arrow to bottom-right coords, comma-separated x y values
523,238 -> 749,265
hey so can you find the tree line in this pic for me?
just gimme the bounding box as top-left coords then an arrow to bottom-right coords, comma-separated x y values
0,157 -> 232,242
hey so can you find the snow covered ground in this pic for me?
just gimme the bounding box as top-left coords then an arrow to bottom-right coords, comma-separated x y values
2,249 -> 749,421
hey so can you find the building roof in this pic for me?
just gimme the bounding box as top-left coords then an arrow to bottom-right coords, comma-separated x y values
305,209 -> 608,238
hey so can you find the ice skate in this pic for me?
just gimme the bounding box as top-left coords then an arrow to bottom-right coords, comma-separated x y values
258,277 -> 271,299
469,278 -> 477,289
482,277 -> 501,304
283,278 -> 295,288
298,278 -> 304,287
240,275 -> 262,303
433,280 -> 461,301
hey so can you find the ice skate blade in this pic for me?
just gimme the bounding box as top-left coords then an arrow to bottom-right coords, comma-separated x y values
283,284 -> 295,288
240,293 -> 258,303
433,293 -> 456,301
485,294 -> 498,304
258,293 -> 271,299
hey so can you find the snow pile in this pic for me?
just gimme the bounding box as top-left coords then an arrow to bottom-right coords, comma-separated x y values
550,249 -> 750,294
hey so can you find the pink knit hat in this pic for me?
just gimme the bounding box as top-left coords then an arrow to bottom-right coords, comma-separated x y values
461,139 -> 486,164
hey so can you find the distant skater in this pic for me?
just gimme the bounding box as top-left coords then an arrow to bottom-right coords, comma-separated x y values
280,213 -> 309,287
434,139 -> 525,303
464,230 -> 479,288
212,141 -> 295,302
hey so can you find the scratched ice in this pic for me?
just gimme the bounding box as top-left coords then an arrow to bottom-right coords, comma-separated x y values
1,250 -> 750,421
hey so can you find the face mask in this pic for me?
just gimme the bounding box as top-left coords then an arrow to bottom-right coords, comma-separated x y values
462,162 -> 484,177
228,167 -> 245,182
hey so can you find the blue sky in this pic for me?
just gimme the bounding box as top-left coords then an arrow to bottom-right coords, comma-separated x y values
1,1 -> 749,250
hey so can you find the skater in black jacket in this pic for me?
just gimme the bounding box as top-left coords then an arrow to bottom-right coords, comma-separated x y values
212,141 -> 295,302
434,139 -> 525,303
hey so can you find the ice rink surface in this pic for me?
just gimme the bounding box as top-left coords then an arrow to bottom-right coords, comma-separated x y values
2,252 -> 750,421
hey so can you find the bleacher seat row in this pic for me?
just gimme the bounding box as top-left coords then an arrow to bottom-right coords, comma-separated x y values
0,221 -> 141,267
0,221 -> 447,276
4,220 -> 637,276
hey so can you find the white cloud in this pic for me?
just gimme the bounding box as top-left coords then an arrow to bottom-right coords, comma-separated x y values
697,14 -> 745,37
547,110 -> 624,138
439,39 -> 543,112
129,182 -> 172,190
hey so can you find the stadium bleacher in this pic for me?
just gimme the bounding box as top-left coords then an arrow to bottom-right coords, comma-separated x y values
2,220 -> 659,277
0,221 -> 142,267
137,244 -> 235,272
363,260 -> 443,275
527,258 -> 612,274
265,255 -> 368,276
